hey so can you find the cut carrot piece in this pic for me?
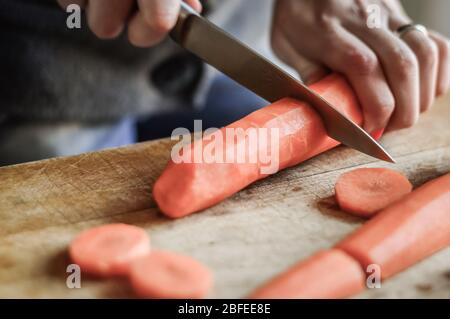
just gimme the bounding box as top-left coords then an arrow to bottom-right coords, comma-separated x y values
69,223 -> 151,277
248,249 -> 366,299
337,173 -> 450,280
335,168 -> 413,218
154,73 -> 363,218
129,251 -> 213,299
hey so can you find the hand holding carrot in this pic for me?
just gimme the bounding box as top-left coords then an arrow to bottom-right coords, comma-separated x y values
272,0 -> 450,134
57,0 -> 202,47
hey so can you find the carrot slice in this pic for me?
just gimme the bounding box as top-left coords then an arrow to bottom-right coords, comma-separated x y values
69,223 -> 151,277
335,168 -> 413,218
154,73 -> 363,218
337,173 -> 450,280
128,251 -> 213,299
248,249 -> 366,299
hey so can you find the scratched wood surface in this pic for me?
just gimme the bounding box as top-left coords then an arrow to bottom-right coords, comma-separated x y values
0,95 -> 449,299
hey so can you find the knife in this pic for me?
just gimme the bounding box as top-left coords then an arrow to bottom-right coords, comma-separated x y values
170,2 -> 395,163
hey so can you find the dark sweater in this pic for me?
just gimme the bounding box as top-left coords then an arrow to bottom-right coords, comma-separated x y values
0,0 -> 272,123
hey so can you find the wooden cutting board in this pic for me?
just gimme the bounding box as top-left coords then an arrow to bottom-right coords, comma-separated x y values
0,96 -> 449,299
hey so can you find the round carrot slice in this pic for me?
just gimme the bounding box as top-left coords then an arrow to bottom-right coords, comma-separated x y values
129,251 -> 213,299
69,223 -> 151,277
335,168 -> 413,218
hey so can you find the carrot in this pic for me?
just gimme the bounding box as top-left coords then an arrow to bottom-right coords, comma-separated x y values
371,129 -> 385,141
248,249 -> 366,299
128,250 -> 213,299
337,173 -> 450,280
335,168 -> 413,218
69,223 -> 151,277
154,74 -> 363,218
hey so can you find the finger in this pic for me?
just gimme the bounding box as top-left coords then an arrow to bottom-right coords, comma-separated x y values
57,0 -> 86,9
429,31 -> 450,96
401,30 -> 439,112
286,23 -> 396,134
130,0 -> 180,47
347,25 -> 420,131
128,12 -> 156,47
271,29 -> 328,84
389,13 -> 439,111
87,0 -> 134,39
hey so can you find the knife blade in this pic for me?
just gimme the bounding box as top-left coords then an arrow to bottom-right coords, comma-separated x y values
170,2 -> 395,163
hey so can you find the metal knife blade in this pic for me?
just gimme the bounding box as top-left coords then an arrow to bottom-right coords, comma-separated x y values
170,2 -> 395,163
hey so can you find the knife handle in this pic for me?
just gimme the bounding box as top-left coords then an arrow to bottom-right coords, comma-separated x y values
171,1 -> 200,43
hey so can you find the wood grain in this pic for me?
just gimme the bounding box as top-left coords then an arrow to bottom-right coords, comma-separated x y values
0,95 -> 449,298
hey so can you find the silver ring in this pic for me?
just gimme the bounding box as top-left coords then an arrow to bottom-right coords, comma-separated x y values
396,24 -> 428,38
